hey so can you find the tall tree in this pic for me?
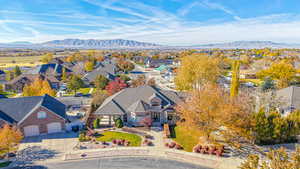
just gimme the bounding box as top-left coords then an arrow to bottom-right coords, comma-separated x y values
117,59 -> 135,73
230,60 -> 240,98
105,78 -> 127,95
176,83 -> 254,144
94,75 -> 109,90
67,75 -> 85,94
0,124 -> 23,155
85,61 -> 95,72
13,65 -> 22,77
23,78 -> 56,97
131,75 -> 146,87
175,54 -> 222,91
257,60 -> 296,89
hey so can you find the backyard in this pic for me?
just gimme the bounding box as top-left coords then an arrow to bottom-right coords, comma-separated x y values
96,131 -> 142,147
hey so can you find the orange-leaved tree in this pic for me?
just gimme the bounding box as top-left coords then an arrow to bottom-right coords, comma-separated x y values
23,78 -> 56,97
176,83 -> 254,145
0,124 -> 23,155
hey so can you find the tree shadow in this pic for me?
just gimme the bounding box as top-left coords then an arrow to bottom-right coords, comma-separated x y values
15,146 -> 58,167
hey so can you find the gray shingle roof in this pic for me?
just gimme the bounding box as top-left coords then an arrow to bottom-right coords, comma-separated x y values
127,100 -> 150,112
94,85 -> 182,115
25,63 -> 72,75
83,62 -> 116,82
0,94 -> 66,124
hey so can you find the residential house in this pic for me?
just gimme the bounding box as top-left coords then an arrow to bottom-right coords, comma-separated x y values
0,94 -> 67,137
82,61 -> 117,85
25,63 -> 72,89
145,58 -> 174,68
92,85 -> 184,127
4,74 -> 60,93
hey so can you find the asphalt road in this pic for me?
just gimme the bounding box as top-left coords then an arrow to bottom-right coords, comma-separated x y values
12,157 -> 211,169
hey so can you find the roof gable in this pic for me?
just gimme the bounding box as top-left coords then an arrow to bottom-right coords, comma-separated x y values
0,95 -> 66,123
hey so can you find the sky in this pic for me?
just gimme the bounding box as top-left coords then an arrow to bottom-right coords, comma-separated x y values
0,0 -> 300,45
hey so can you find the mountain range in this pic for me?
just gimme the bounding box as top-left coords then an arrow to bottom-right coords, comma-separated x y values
0,39 -> 300,49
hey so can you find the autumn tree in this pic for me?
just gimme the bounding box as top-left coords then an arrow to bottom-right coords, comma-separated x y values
85,61 -> 95,72
91,90 -> 108,110
23,78 -> 56,97
67,75 -> 85,94
94,75 -> 109,90
131,75 -> 146,87
105,78 -> 127,95
240,146 -> 300,169
147,78 -> 156,86
117,59 -> 135,73
175,54 -> 222,91
176,83 -> 254,145
61,67 -> 67,82
230,60 -> 240,98
0,124 -> 23,155
42,53 -> 53,63
257,61 -> 297,89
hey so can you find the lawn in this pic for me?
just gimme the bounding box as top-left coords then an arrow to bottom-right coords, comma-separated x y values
96,131 -> 142,146
63,88 -> 93,96
0,161 -> 11,168
171,126 -> 200,152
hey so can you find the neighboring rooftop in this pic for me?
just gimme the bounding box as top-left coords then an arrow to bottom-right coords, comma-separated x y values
0,94 -> 66,124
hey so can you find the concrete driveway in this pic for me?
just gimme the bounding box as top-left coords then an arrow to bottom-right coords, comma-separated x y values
19,132 -> 78,160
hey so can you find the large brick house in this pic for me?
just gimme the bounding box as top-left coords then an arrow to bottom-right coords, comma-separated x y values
93,85 -> 185,127
0,94 -> 67,137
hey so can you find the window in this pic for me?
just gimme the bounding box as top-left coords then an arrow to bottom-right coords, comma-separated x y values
37,111 -> 47,119
167,115 -> 173,121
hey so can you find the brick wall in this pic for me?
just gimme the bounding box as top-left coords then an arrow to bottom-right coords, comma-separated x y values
19,106 -> 65,134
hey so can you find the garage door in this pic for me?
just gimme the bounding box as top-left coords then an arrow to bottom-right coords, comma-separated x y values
24,125 -> 40,137
47,122 -> 62,134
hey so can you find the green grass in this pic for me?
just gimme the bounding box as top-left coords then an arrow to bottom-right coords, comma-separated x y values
78,88 -> 92,95
171,126 -> 200,152
96,131 -> 142,146
63,88 -> 93,96
0,161 -> 11,168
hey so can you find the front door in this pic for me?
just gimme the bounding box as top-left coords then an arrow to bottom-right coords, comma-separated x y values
151,112 -> 160,122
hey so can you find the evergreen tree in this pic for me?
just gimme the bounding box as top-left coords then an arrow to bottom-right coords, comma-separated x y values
13,65 -> 22,77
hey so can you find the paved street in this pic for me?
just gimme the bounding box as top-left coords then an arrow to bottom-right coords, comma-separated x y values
14,157 -> 211,169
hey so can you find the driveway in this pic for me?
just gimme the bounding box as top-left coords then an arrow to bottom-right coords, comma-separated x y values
17,132 -> 78,165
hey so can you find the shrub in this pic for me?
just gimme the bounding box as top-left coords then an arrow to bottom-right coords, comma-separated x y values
114,118 -> 124,128
93,118 -> 101,129
79,131 -> 91,142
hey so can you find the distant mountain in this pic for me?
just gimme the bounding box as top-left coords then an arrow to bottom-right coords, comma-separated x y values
0,39 -> 299,49
41,39 -> 161,49
193,41 -> 300,49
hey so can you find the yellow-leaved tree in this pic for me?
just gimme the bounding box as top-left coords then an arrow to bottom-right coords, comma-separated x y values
257,60 -> 297,89
176,83 -> 254,145
23,78 -> 56,97
175,54 -> 222,91
0,124 -> 23,155
230,60 -> 240,98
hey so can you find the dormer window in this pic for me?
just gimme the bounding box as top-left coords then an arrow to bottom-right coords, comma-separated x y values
38,111 -> 47,119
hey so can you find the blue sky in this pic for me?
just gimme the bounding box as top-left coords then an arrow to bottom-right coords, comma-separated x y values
0,0 -> 300,45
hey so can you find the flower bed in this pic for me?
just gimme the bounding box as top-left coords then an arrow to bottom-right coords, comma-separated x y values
193,144 -> 224,157
96,131 -> 142,146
